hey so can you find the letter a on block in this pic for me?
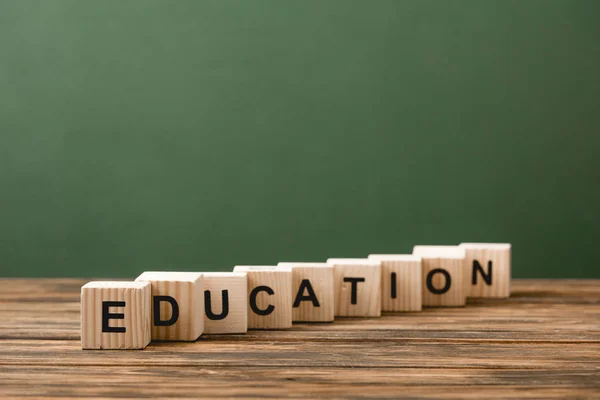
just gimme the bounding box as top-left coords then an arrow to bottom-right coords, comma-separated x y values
233,266 -> 292,329
459,243 -> 511,298
327,259 -> 381,317
203,272 -> 248,334
278,262 -> 335,322
412,246 -> 467,307
80,281 -> 151,350
135,272 -> 204,341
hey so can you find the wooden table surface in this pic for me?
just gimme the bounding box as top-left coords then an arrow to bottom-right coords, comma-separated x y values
1,279 -> 599,399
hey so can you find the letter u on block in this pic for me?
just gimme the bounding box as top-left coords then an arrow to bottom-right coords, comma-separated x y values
203,272 -> 248,334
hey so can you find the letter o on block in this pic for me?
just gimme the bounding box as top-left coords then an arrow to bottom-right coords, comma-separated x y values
413,246 -> 466,307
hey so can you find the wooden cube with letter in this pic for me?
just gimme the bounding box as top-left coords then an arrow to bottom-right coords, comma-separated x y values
412,246 -> 467,307
135,271 -> 204,341
278,262 -> 334,322
80,281 -> 151,349
233,266 -> 292,329
327,258 -> 382,317
459,243 -> 511,298
368,254 -> 422,312
203,272 -> 248,334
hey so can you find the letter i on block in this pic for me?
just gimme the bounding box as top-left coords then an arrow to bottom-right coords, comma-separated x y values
277,262 -> 334,322
412,246 -> 467,307
327,259 -> 382,317
135,272 -> 204,341
232,266 -> 292,329
459,243 -> 511,298
80,281 -> 151,349
368,255 -> 422,312
203,272 -> 248,334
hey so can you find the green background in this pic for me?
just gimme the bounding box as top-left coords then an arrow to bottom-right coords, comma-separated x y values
1,0 -> 599,278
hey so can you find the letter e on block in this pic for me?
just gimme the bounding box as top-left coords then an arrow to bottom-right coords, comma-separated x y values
233,266 -> 292,329
135,272 -> 204,341
203,272 -> 248,334
327,258 -> 381,317
412,246 -> 467,307
459,243 -> 511,298
80,281 -> 151,350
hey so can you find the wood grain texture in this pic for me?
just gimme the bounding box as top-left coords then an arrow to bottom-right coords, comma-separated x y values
413,246 -> 467,307
460,243 -> 511,298
369,254 -> 422,312
80,281 -> 151,349
328,258 -> 382,317
278,262 -> 335,322
1,279 -> 600,399
202,272 -> 248,334
135,272 -> 203,341
233,266 -> 292,329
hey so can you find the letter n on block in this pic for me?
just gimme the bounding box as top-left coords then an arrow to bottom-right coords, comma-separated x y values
203,272 -> 248,334
327,258 -> 381,317
278,262 -> 334,322
80,281 -> 151,350
233,266 -> 292,329
413,246 -> 466,307
459,243 -> 511,298
135,272 -> 204,341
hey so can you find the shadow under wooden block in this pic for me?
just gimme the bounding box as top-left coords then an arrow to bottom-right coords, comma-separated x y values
135,272 -> 203,341
233,266 -> 292,330
203,272 -> 248,334
80,281 -> 151,350
278,262 -> 334,322
327,258 -> 381,317
459,243 -> 511,298
412,246 -> 467,307
368,254 -> 422,312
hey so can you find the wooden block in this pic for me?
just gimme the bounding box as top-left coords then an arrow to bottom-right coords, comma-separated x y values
412,246 -> 466,307
459,243 -> 511,298
368,254 -> 422,312
80,281 -> 151,350
203,272 -> 248,334
232,266 -> 292,329
326,258 -> 381,317
135,272 -> 203,341
277,262 -> 335,322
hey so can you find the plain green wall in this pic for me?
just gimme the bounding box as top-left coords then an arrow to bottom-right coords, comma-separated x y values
1,0 -> 599,278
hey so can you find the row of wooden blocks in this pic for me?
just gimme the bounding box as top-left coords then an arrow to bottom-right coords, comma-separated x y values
81,243 -> 511,349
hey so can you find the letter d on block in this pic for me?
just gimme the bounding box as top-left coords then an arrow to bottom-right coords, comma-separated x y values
136,272 -> 204,341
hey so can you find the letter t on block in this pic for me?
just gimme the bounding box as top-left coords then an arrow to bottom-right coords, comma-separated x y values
459,243 -> 511,298
327,258 -> 381,317
80,281 -> 151,350
135,272 -> 204,341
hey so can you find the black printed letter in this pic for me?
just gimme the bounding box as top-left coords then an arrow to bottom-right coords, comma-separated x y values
293,279 -> 320,308
343,277 -> 365,305
205,290 -> 229,320
153,296 -> 179,326
472,260 -> 493,285
426,269 -> 451,294
102,301 -> 126,333
249,286 -> 275,316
